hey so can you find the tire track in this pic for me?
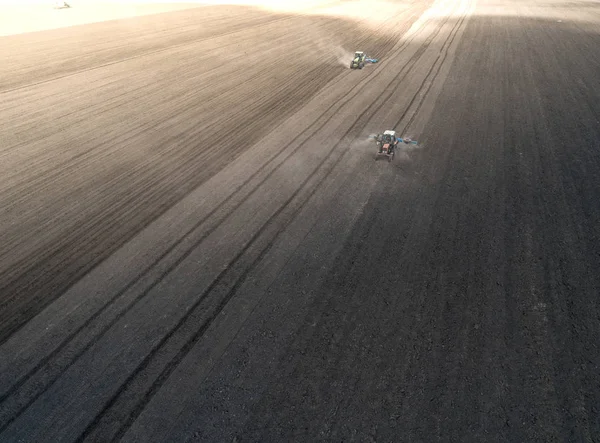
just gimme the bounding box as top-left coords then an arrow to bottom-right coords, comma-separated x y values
394,1 -> 471,133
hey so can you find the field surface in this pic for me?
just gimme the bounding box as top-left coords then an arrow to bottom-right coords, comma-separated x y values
1,0 -> 600,440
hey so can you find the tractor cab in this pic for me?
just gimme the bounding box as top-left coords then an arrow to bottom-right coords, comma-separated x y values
382,130 -> 396,143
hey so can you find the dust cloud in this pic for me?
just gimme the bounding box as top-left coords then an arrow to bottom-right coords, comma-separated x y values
297,16 -> 354,68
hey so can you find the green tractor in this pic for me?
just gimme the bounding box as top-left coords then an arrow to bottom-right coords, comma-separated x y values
350,51 -> 366,69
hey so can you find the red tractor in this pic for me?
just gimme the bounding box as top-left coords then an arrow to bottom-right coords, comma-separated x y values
374,130 -> 398,162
